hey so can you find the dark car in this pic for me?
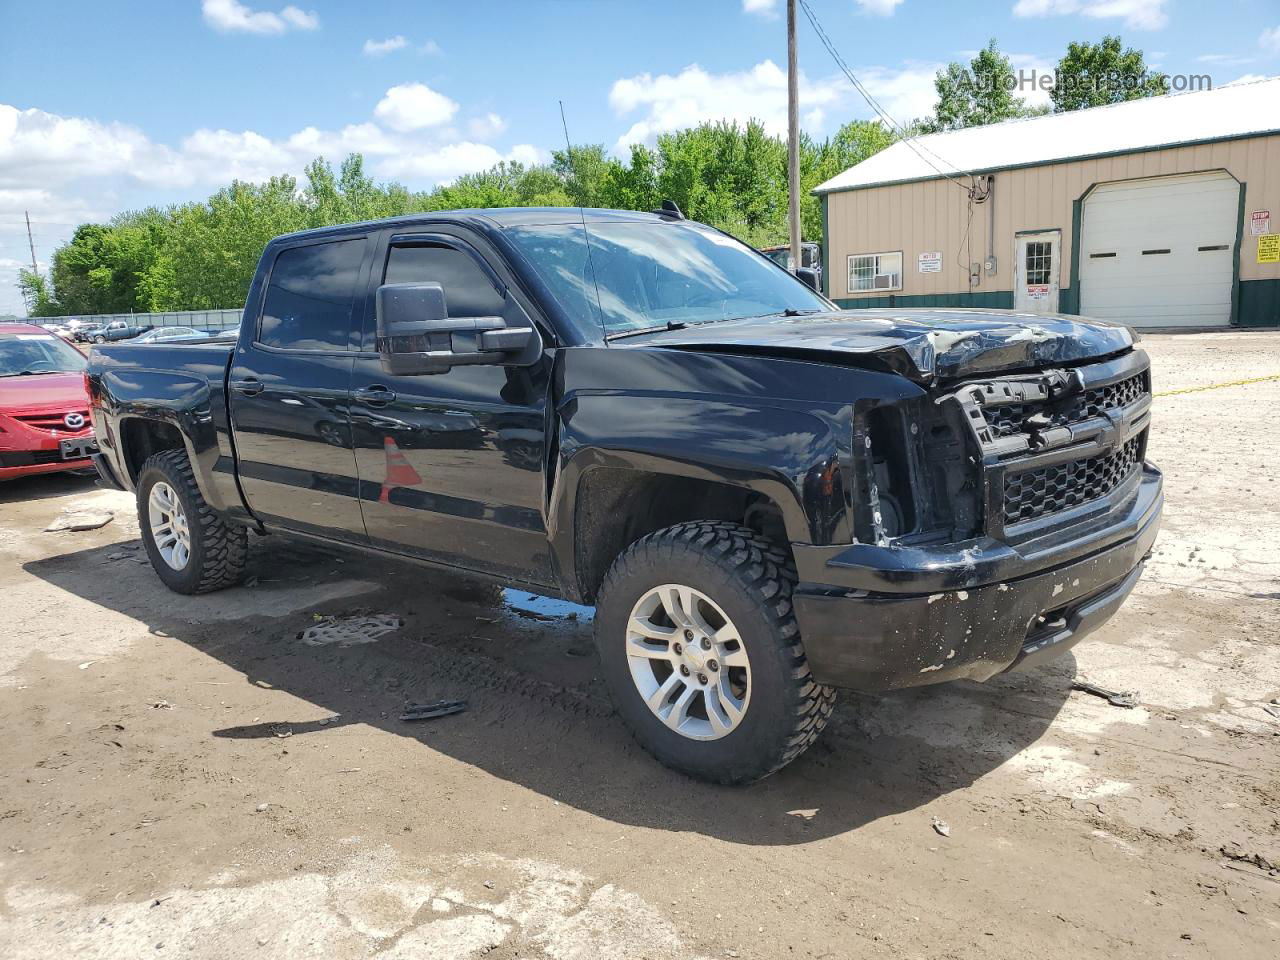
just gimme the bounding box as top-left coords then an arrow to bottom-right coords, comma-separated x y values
86,207 -> 1161,784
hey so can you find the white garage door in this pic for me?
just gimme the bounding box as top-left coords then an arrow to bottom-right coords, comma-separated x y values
1080,171 -> 1239,328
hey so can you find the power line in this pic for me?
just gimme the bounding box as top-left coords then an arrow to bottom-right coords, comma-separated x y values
797,0 -> 972,193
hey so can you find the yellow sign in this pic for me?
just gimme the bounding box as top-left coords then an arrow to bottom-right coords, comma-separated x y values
1259,234 -> 1280,264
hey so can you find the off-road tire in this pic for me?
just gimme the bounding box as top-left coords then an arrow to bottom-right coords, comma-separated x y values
594,521 -> 836,784
136,449 -> 248,594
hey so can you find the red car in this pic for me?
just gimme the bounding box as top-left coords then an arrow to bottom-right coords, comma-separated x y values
0,322 -> 99,481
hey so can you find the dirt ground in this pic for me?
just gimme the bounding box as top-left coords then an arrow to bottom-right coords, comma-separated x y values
1,331 -> 1278,959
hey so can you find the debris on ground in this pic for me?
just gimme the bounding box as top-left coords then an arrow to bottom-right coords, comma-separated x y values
44,508 -> 115,532
1072,680 -> 1140,708
298,614 -> 402,647
270,724 -> 292,738
150,699 -> 173,709
317,714 -> 341,726
1220,842 -> 1279,875
400,700 -> 467,722
931,816 -> 951,837
1262,703 -> 1280,720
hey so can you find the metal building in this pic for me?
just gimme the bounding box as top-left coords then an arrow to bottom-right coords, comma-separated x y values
815,77 -> 1280,328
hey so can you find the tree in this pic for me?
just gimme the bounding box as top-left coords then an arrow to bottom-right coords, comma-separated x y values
920,40 -> 1043,132
1052,36 -> 1167,112
17,269 -> 56,316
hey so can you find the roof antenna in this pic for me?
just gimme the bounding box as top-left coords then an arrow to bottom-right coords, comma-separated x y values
558,99 -> 572,156
652,199 -> 685,220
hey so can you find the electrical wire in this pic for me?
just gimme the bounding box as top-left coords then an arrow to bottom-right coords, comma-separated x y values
797,0 -> 973,194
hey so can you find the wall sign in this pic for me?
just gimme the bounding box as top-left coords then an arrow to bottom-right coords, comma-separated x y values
1251,211 -> 1271,236
1258,234 -> 1280,264
918,251 -> 942,273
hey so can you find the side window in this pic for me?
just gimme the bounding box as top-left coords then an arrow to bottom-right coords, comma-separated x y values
385,244 -> 504,318
259,238 -> 366,351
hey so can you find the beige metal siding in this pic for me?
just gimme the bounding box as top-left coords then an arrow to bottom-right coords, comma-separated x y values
825,133 -> 1280,299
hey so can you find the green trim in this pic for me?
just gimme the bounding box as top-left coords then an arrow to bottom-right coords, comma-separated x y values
1231,180 -> 1247,326
834,291 -> 1014,310
1063,196 -> 1084,315
820,194 -> 830,299
1238,278 -> 1280,327
813,128 -> 1280,197
1014,227 -> 1061,236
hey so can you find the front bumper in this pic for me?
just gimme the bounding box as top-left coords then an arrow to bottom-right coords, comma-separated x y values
791,465 -> 1162,690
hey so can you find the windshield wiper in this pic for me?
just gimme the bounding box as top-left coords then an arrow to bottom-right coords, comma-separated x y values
605,320 -> 688,341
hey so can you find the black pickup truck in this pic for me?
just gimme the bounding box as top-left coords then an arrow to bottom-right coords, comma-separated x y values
87,207 -> 1162,784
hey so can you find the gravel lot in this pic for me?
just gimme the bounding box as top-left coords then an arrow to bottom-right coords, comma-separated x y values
1,331 -> 1278,959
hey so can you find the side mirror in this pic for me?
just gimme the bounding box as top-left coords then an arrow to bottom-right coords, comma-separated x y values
795,267 -> 819,291
375,282 -> 539,376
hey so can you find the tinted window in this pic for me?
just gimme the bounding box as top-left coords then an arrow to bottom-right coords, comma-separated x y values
385,244 -> 505,318
259,238 -> 366,350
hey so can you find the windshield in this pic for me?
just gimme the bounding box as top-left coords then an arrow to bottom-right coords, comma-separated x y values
0,332 -> 87,377
505,220 -> 831,338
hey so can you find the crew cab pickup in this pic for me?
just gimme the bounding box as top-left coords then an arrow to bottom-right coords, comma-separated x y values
87,207 -> 1162,784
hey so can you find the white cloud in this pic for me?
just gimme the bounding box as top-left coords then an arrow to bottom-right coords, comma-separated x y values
363,36 -> 408,56
608,58 -> 953,151
1012,0 -> 1168,31
1196,53 -> 1255,66
373,82 -> 459,132
1225,74 -> 1270,87
380,142 -> 544,181
202,0 -> 318,35
610,60 -> 843,149
468,113 -> 509,140
421,39 -> 443,55
856,0 -> 905,15
742,0 -> 779,17
1261,26 -> 1280,54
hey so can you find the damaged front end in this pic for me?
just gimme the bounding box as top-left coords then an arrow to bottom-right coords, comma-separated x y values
791,347 -> 1163,691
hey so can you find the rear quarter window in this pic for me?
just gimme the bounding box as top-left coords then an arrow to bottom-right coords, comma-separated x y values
259,238 -> 367,351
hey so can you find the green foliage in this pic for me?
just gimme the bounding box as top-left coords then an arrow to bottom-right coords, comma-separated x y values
1051,36 -> 1168,112
23,118 -> 896,316
919,40 -> 1045,133
17,269 -> 56,317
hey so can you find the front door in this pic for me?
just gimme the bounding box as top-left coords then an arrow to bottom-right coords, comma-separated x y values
348,231 -> 554,586
227,235 -> 369,541
1014,230 -> 1061,314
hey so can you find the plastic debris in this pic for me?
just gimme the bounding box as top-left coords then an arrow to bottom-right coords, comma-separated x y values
1072,680 -> 1139,708
45,508 -> 115,532
931,816 -> 951,837
400,700 -> 467,722
298,615 -> 401,647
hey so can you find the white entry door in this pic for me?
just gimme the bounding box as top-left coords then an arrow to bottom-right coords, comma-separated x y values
1080,171 -> 1238,328
1014,230 -> 1061,314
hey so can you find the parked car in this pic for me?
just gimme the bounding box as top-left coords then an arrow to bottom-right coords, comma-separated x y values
759,241 -> 822,290
132,327 -> 209,344
86,208 -> 1162,784
85,320 -> 152,344
0,322 -> 98,480
73,324 -> 105,343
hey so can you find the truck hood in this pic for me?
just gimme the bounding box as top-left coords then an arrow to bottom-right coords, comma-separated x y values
617,308 -> 1134,384
0,371 -> 88,412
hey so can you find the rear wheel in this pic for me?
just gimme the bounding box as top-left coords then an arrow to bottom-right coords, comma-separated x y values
594,521 -> 835,784
136,449 -> 248,594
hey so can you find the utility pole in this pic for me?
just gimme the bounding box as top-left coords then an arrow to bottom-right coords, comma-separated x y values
25,211 -> 39,277
786,0 -> 801,275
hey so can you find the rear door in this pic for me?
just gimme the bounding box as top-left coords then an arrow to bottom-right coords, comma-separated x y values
228,234 -> 371,540
347,228 -> 554,585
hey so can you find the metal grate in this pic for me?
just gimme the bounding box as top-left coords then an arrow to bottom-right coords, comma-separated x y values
1004,434 -> 1144,524
985,371 -> 1149,439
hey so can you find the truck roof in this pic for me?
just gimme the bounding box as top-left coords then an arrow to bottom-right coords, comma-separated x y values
274,207 -> 673,245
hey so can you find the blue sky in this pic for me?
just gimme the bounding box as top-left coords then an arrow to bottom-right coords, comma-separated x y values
2,0 -> 1278,315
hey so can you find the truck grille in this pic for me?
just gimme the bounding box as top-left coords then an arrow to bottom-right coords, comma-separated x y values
1004,434 -> 1144,524
985,371 -> 1149,438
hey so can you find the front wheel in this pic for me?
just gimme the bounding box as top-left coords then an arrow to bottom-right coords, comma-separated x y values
594,521 -> 835,785
136,449 -> 248,594
93,335 -> 105,343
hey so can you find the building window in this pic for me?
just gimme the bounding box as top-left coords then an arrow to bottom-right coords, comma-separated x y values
1024,241 -> 1053,285
848,251 -> 902,292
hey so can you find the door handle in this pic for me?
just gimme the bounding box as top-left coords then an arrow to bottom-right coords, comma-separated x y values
353,385 -> 397,406
230,378 -> 264,397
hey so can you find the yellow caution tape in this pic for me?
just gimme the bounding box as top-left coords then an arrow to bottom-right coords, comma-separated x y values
1154,373 -> 1280,397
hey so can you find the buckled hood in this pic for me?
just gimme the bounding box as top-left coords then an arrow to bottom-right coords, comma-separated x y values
618,308 -> 1135,384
